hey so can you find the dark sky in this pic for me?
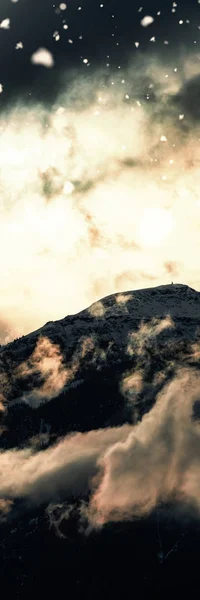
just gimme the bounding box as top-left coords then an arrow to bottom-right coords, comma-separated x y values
0,0 -> 199,106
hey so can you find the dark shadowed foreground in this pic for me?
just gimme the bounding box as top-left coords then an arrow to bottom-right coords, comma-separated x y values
0,284 -> 200,597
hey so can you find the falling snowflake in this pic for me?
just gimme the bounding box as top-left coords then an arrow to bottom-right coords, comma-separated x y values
140,15 -> 154,27
53,31 -> 60,41
0,18 -> 10,29
15,42 -> 23,50
30,48 -> 55,68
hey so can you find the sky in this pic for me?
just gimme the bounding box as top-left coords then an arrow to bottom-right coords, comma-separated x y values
1,0 -> 200,341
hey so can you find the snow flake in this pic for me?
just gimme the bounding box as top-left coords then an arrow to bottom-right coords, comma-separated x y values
15,41 -> 23,49
53,31 -> 60,41
0,18 -> 10,29
31,48 -> 55,68
140,15 -> 154,27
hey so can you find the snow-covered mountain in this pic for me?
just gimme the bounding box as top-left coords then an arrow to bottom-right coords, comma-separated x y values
0,283 -> 200,598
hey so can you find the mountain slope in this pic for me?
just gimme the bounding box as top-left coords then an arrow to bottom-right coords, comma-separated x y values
0,283 -> 200,598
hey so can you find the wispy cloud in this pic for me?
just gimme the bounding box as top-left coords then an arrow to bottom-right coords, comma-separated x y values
87,368 -> 200,528
15,336 -> 76,408
11,332 -> 109,408
0,366 -> 200,533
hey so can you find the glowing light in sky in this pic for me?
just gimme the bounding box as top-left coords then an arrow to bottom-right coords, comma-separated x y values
137,208 -> 175,248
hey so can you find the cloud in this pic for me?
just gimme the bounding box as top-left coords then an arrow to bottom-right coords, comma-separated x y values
11,332 -> 110,408
87,368 -> 200,528
14,335 -> 77,408
0,498 -> 14,522
1,51 -> 200,339
164,261 -> 181,276
0,425 -> 132,509
0,362 -> 200,534
126,315 -> 175,357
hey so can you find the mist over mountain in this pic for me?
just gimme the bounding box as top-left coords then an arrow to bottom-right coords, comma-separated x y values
0,283 -> 200,598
